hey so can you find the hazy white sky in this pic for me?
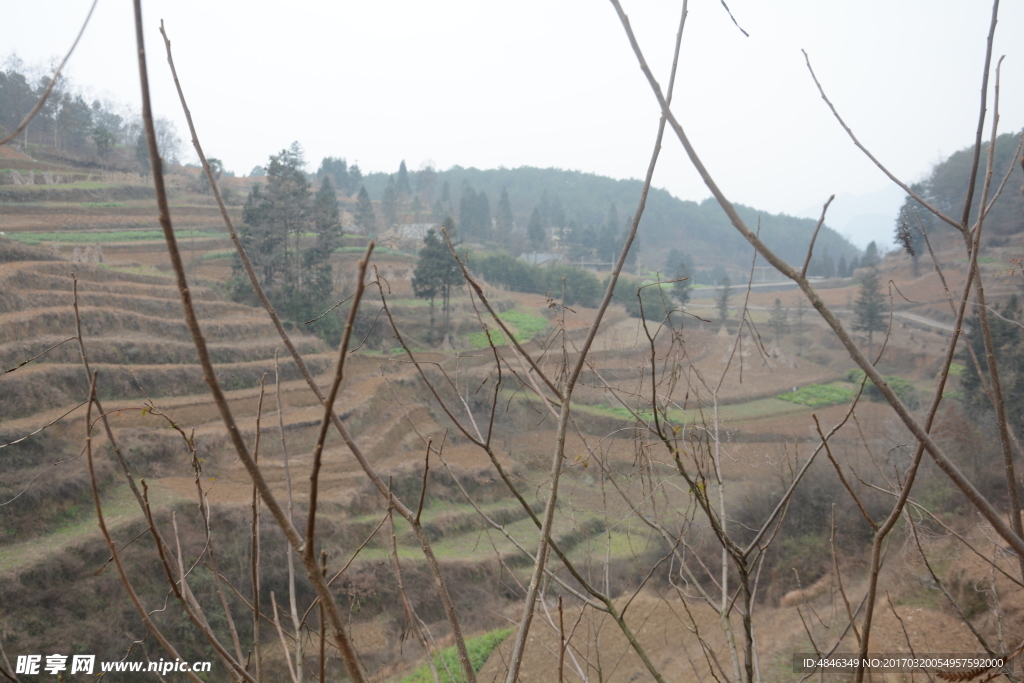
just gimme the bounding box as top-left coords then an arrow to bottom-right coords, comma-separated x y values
3,1 -> 1022,248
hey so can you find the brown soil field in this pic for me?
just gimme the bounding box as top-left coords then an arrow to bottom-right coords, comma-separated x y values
2,167 -> 1023,682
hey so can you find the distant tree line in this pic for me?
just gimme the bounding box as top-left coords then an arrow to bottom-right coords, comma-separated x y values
894,130 -> 1024,246
357,165 -> 862,271
0,57 -> 181,168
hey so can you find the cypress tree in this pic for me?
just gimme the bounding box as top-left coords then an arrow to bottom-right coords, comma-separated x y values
528,208 -> 545,251
355,186 -> 376,236
397,160 -> 411,195
853,265 -> 886,358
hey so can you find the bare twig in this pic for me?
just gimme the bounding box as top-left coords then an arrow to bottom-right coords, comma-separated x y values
143,11 -> 367,681
0,0 -> 98,147
306,243 -> 373,565
271,593 -> 299,683
84,372 -> 204,683
3,337 -> 76,374
800,195 -> 835,279
608,0 -> 1024,559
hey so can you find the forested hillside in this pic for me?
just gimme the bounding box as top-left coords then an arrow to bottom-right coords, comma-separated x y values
896,129 -> 1024,248
359,164 -> 860,273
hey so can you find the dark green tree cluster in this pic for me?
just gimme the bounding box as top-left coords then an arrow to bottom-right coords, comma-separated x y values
962,296 -> 1024,434
495,188 -> 514,248
459,184 -> 492,242
412,219 -> 464,340
894,185 -> 928,277
561,202 -> 636,266
894,130 -> 1024,240
807,246 -> 837,278
1,60 -> 181,166
469,252 -> 602,308
663,248 -> 692,306
396,160 -> 411,196
316,157 -> 363,195
358,166 -> 860,270
381,176 -> 400,229
354,186 -> 376,236
537,191 -> 566,231
610,280 -> 678,321
235,143 -> 342,343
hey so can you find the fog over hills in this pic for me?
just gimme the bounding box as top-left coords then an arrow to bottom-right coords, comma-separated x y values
798,185 -> 905,251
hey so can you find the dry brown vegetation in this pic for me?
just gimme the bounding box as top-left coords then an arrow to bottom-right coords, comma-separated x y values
2,2 -> 1024,682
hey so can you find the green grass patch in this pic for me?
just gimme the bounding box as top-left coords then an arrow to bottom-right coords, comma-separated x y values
946,362 -> 965,377
399,628 -> 513,683
80,201 -> 125,207
201,249 -> 235,260
467,308 -> 548,348
845,369 -> 921,409
6,229 -> 221,245
577,403 -> 655,422
335,245 -> 407,256
776,383 -> 855,408
574,395 -> 805,426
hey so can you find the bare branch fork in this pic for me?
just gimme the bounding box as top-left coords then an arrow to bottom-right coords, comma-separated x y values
135,4 -> 367,679
0,0 -> 99,147
158,18 -> 478,683
500,1 -> 691,677
607,0 -> 1024,560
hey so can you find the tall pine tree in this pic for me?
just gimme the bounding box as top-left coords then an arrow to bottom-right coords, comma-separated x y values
355,186 -> 376,236
495,188 -> 514,248
397,160 -> 411,196
854,265 -> 886,358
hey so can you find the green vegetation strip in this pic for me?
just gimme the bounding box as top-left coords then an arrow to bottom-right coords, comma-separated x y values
468,308 -> 548,348
399,628 -> 512,683
6,229 -> 221,245
775,383 -> 854,408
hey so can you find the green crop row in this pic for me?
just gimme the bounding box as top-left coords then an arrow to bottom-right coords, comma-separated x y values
467,308 -> 548,348
6,229 -> 220,245
399,628 -> 512,683
776,383 -> 855,407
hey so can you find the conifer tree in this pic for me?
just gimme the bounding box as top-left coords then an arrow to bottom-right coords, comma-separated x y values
305,176 -> 341,300
496,188 -> 514,247
312,176 -> 341,257
528,208 -> 545,251
864,240 -> 880,267
854,265 -> 886,358
382,176 -> 399,229
412,218 -> 463,341
769,298 -> 789,339
716,276 -> 732,324
672,259 -> 691,306
397,160 -> 411,196
355,186 -> 376,236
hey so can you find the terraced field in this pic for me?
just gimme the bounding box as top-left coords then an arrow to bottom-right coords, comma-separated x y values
3,153 -> 1006,682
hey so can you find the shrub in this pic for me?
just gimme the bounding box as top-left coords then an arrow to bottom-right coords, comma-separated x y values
610,279 -> 676,320
469,252 -> 602,307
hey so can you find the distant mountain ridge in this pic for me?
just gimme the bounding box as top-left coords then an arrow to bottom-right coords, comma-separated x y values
361,165 -> 860,273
